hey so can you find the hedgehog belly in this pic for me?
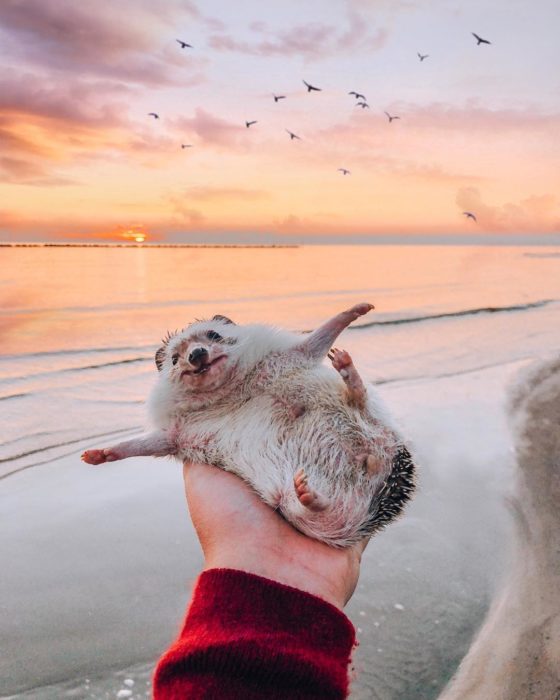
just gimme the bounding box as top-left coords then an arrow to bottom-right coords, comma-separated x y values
174,394 -> 415,547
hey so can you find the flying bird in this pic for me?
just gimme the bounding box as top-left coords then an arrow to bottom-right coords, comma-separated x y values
273,94 -> 286,102
349,91 -> 366,100
148,112 -> 160,119
176,40 -> 193,49
181,144 -> 193,149
472,32 -> 491,45
338,168 -> 351,175
303,80 -> 322,92
245,120 -> 258,128
417,52 -> 429,61
463,211 -> 477,222
286,129 -> 301,140
384,111 -> 400,123
356,101 -> 370,109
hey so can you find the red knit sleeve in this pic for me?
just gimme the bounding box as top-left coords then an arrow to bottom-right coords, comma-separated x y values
153,568 -> 356,699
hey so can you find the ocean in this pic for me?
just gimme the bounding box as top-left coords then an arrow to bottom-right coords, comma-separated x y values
1,244 -> 559,699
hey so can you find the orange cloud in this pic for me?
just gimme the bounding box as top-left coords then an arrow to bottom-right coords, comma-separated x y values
180,186 -> 270,203
62,225 -> 164,243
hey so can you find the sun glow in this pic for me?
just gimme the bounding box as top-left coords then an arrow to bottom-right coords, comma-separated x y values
120,227 -> 148,243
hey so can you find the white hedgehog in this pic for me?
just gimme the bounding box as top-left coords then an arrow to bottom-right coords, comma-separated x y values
82,303 -> 415,547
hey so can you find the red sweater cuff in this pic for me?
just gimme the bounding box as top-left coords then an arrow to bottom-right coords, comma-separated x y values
153,568 -> 356,699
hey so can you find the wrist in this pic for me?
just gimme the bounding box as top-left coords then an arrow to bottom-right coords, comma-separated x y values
204,539 -> 360,609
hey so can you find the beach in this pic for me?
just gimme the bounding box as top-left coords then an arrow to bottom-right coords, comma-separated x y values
1,244 -> 559,699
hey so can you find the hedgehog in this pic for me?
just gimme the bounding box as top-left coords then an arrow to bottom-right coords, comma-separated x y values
82,303 -> 415,548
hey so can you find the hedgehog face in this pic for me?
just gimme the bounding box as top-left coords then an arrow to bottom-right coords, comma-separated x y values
156,315 -> 239,395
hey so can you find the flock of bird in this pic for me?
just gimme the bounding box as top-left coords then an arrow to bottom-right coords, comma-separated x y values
147,32 -> 493,223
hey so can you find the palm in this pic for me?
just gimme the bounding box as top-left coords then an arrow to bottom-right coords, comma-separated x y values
184,462 -> 366,608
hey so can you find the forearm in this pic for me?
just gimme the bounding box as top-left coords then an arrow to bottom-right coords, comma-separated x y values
153,569 -> 356,699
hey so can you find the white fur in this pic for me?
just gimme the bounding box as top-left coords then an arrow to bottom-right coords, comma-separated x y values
146,317 -> 406,547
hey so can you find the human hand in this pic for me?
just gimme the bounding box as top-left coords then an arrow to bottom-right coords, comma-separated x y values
183,462 -> 367,609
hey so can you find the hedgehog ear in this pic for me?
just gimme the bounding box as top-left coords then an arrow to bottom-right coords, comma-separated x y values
155,346 -> 166,371
212,314 -> 235,325
156,330 -> 179,370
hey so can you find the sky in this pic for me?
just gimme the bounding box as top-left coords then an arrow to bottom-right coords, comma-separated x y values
0,0 -> 559,243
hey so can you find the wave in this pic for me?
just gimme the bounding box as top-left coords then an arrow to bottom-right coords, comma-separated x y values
350,299 -> 556,330
61,357 -> 148,372
0,392 -> 27,401
1,300 -> 555,382
0,356 -> 151,394
0,427 -> 140,480
0,344 -> 154,361
374,356 -> 532,386
0,283 -> 460,319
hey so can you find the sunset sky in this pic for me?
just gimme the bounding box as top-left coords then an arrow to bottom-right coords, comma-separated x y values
0,0 -> 559,243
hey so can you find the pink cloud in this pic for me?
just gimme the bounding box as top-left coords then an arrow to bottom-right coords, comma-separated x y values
336,11 -> 387,52
0,74 -> 130,128
208,12 -> 387,59
456,187 -> 560,232
0,0 -> 207,87
172,109 -> 246,149
392,102 -> 560,133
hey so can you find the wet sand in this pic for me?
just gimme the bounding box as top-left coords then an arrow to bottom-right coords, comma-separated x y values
1,363 -> 519,700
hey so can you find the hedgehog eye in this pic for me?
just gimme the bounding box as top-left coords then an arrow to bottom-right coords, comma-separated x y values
171,353 -> 179,365
206,330 -> 223,342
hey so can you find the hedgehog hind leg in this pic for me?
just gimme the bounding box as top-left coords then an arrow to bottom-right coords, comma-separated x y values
328,348 -> 367,409
294,469 -> 329,511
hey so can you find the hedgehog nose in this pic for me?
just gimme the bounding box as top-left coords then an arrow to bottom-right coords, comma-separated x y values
188,347 -> 208,365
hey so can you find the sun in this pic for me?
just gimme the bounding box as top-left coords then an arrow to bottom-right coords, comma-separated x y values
119,227 -> 148,243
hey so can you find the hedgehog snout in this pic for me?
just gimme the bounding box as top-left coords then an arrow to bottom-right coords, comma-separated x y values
188,346 -> 208,366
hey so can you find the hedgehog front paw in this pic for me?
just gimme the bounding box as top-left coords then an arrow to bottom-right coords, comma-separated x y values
81,448 -> 118,465
328,348 -> 367,408
328,347 -> 353,377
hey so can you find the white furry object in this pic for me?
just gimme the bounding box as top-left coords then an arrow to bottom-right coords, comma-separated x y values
82,305 -> 416,547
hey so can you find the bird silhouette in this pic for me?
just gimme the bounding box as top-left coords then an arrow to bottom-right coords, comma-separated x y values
148,113 -> 160,119
349,91 -> 366,100
245,120 -> 258,128
273,94 -> 286,102
303,80 -> 322,92
463,211 -> 477,222
176,40 -> 193,49
286,130 -> 301,140
356,102 -> 370,109
181,144 -> 193,149
472,32 -> 491,45
417,52 -> 429,61
338,168 -> 351,175
384,111 -> 400,123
